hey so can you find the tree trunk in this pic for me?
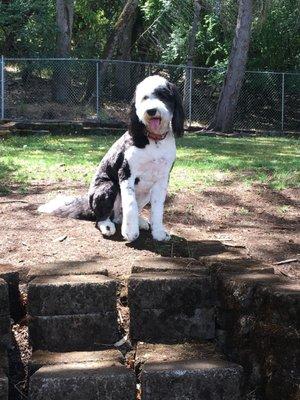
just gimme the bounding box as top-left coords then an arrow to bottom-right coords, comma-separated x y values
52,0 -> 74,103
82,0 -> 138,104
208,0 -> 253,133
115,0 -> 138,96
183,0 -> 202,119
102,0 -> 138,62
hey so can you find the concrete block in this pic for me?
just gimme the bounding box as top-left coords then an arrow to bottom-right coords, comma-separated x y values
129,272 -> 213,311
129,272 -> 215,342
130,307 -> 215,342
28,261 -> 108,281
29,362 -> 136,400
0,370 -> 8,400
0,280 -> 9,317
29,312 -> 119,351
28,275 -> 117,316
255,282 -> 300,330
29,349 -> 124,374
215,271 -> 282,311
136,343 -> 243,400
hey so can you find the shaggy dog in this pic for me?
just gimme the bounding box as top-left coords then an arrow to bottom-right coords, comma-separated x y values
38,75 -> 184,242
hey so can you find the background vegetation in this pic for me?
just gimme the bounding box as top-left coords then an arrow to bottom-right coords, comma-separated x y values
0,0 -> 299,72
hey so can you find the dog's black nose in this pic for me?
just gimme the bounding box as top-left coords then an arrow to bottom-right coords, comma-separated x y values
147,108 -> 157,116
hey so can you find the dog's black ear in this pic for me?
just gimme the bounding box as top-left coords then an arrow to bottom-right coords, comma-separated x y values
128,96 -> 149,148
129,96 -> 144,136
169,83 -> 185,137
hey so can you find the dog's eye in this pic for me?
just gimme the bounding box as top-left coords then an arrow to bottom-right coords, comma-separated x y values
142,95 -> 149,101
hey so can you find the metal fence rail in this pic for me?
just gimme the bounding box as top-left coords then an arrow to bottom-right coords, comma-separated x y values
1,57 -> 299,132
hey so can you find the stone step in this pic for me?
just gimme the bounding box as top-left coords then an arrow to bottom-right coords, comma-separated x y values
28,275 -> 116,316
29,349 -> 123,374
28,274 -> 119,351
128,271 -> 215,343
28,349 -> 136,400
27,260 -> 108,281
136,343 -> 243,400
29,312 -> 120,352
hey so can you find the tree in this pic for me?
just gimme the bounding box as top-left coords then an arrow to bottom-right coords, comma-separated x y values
52,0 -> 74,103
82,0 -> 139,103
208,0 -> 253,132
109,0 -> 139,94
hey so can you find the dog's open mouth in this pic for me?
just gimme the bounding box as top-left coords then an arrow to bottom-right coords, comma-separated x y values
148,117 -> 161,132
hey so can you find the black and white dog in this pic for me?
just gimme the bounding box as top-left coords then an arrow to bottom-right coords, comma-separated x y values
38,75 -> 184,242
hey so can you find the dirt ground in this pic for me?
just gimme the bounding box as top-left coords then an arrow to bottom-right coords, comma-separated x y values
0,182 -> 299,399
0,182 -> 299,281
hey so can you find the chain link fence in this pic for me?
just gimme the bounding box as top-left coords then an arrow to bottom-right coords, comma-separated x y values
1,57 -> 299,132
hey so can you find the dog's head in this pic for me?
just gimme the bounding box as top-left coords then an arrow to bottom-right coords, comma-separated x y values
129,75 -> 184,141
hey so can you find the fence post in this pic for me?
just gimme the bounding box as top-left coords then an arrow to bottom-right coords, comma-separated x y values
188,66 -> 193,128
1,56 -> 4,120
96,61 -> 100,120
281,73 -> 285,132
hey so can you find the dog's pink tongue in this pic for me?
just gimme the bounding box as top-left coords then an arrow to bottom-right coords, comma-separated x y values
149,118 -> 160,131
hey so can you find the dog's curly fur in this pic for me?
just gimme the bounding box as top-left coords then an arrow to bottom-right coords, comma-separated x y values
38,75 -> 184,242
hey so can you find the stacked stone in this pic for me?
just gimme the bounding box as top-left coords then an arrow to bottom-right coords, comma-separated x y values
214,266 -> 300,399
27,262 -> 136,399
129,257 -> 215,342
129,256 -> 244,400
28,349 -> 136,400
28,273 -> 120,351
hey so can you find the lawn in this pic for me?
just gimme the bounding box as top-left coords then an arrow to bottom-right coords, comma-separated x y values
0,133 -> 299,195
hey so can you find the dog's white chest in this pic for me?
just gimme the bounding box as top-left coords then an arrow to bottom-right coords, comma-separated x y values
127,138 -> 176,194
136,157 -> 168,192
140,156 -> 168,176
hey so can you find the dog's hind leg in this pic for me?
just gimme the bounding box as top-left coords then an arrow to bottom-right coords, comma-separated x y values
89,181 -> 119,237
112,194 -> 122,224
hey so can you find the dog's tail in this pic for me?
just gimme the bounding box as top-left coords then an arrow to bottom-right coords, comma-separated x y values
37,194 -> 94,220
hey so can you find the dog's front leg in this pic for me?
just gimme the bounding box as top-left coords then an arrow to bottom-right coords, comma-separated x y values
150,177 -> 170,241
120,178 -> 139,242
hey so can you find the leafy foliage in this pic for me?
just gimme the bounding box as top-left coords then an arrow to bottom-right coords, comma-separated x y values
0,0 -> 298,71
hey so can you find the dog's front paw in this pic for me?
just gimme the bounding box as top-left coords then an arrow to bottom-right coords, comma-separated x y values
97,220 -> 116,237
122,222 -> 140,242
152,227 -> 171,241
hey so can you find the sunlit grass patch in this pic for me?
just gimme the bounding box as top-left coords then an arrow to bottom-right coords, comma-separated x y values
0,133 -> 299,195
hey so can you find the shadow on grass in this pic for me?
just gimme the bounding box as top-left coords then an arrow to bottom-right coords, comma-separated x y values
0,160 -> 30,195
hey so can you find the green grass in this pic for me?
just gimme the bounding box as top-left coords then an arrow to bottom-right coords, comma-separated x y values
0,133 -> 299,195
